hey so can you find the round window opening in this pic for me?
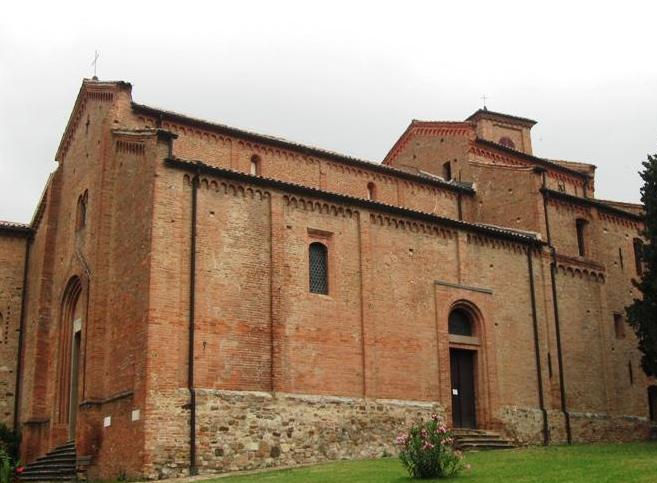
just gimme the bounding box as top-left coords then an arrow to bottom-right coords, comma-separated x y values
448,308 -> 474,336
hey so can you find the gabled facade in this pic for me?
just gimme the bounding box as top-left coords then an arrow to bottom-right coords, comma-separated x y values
0,79 -> 652,479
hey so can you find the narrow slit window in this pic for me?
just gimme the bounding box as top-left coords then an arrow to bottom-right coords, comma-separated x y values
367,182 -> 376,201
309,242 -> 328,294
442,161 -> 452,181
613,313 -> 625,339
633,238 -> 644,276
576,218 -> 587,257
76,190 -> 88,231
250,155 -> 261,176
618,247 -> 624,269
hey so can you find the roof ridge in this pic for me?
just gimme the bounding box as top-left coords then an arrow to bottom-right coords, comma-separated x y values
166,156 -> 541,245
465,109 -> 537,126
131,103 -> 475,195
474,139 -> 592,179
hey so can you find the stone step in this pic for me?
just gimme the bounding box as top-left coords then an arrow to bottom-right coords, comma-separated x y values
18,441 -> 78,483
18,475 -> 75,482
35,454 -> 76,463
22,462 -> 75,472
19,470 -> 76,479
452,428 -> 515,451
456,437 -> 511,445
457,442 -> 515,450
453,429 -> 499,436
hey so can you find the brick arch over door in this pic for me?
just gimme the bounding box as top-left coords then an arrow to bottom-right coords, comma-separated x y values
446,299 -> 493,430
55,275 -> 85,440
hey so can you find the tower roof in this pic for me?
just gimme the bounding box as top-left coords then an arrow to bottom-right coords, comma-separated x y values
465,109 -> 537,127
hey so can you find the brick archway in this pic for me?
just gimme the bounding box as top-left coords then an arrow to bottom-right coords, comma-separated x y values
447,300 -> 490,430
55,276 -> 84,441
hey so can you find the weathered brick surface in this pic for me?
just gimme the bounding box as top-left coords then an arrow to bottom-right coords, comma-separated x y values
0,79 -> 652,480
0,233 -> 27,428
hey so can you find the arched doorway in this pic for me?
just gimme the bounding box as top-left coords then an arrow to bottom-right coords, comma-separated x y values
448,306 -> 479,429
57,277 -> 84,440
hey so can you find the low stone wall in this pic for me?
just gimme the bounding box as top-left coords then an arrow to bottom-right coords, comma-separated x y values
146,389 -> 445,479
496,406 -> 545,444
570,411 -> 652,443
496,406 -> 653,445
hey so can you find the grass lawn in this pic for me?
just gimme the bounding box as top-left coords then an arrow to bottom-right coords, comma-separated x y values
212,442 -> 657,482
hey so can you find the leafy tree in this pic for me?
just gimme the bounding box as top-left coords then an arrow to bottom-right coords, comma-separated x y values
627,152 -> 657,377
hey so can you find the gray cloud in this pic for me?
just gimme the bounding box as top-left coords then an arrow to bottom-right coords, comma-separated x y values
1,0 -> 656,222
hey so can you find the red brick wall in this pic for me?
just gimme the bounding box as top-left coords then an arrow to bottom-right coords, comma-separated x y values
8,80 -> 653,479
125,114 -> 463,219
0,233 -> 27,428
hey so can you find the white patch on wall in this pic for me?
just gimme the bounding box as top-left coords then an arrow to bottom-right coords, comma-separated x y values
131,409 -> 140,421
73,318 -> 82,333
103,416 -> 111,428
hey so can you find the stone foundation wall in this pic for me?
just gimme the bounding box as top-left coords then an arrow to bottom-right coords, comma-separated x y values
146,389 -> 445,479
570,411 -> 652,443
496,406 -> 653,445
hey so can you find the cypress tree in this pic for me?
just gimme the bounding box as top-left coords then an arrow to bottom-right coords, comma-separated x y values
627,152 -> 657,377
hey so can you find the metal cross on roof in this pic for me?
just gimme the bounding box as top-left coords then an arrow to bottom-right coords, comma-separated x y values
91,50 -> 100,79
481,94 -> 489,110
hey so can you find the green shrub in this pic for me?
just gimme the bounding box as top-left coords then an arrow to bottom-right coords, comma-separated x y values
0,424 -> 18,462
395,415 -> 466,479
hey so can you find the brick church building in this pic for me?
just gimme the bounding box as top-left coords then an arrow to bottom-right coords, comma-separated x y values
0,78 -> 654,479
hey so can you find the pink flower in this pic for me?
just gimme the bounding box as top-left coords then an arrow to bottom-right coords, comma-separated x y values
431,413 -> 439,421
395,433 -> 409,446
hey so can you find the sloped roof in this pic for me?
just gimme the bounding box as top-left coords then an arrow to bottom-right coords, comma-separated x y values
132,103 -> 474,195
465,109 -> 537,127
542,188 -> 643,221
474,139 -> 592,179
167,156 -> 543,245
547,159 -> 596,175
0,220 -> 31,236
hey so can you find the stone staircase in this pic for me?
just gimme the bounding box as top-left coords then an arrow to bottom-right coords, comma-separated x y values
453,428 -> 515,451
18,441 -> 77,481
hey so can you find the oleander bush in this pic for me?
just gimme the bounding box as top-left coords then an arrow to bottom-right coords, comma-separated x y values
395,415 -> 466,479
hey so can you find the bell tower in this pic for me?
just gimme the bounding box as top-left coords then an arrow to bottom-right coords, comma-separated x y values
465,109 -> 536,155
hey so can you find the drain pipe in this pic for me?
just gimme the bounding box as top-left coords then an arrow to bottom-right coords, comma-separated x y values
526,245 -> 549,445
13,236 -> 32,432
540,172 -> 572,444
188,171 -> 199,475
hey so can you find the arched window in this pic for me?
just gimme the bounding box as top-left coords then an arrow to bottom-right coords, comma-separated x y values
499,136 -> 516,149
576,218 -> 588,257
633,238 -> 644,276
250,155 -> 261,176
75,190 -> 88,231
442,161 -> 452,181
308,242 -> 328,294
367,182 -> 376,201
449,308 -> 473,336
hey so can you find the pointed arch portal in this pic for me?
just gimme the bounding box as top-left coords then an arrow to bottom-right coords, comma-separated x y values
57,276 -> 84,440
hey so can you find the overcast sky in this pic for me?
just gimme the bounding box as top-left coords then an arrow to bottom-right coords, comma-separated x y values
1,1 -> 656,223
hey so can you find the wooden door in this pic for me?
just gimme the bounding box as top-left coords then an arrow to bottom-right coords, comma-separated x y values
450,349 -> 476,428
